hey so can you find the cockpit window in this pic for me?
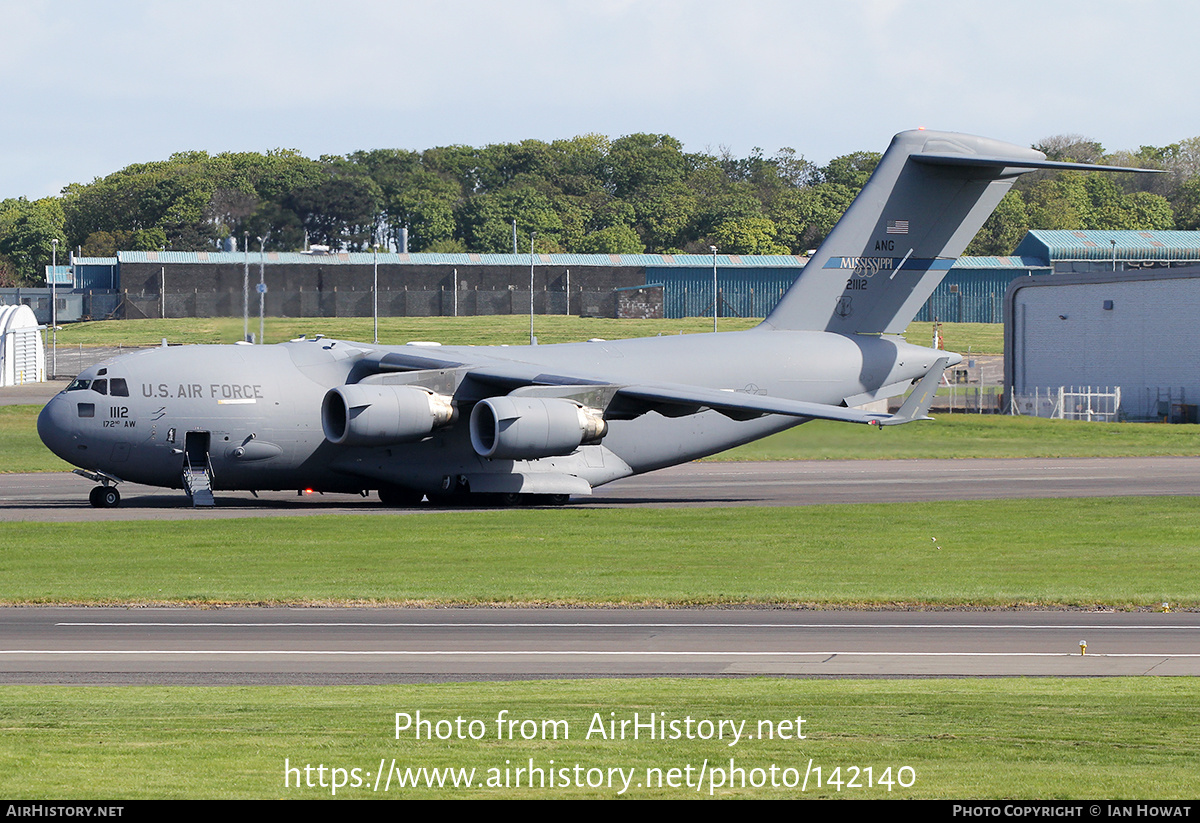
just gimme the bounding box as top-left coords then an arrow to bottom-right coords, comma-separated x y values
110,378 -> 129,397
92,379 -> 108,395
77,403 -> 95,418
67,378 -> 90,392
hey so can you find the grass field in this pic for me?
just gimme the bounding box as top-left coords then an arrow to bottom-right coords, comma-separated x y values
49,315 -> 1004,353
2,679 -> 1195,799
0,406 -> 70,473
716,415 -> 1200,461
3,499 -> 1196,608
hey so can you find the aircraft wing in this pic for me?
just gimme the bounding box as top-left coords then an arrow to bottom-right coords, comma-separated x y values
615,356 -> 948,427
469,356 -> 948,427
357,346 -> 948,426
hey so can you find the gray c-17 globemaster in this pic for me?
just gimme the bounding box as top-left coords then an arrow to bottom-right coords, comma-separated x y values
38,130 -> 1152,508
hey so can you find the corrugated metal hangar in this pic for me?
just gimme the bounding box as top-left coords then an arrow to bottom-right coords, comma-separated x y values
1005,267 -> 1200,421
16,230 -> 1200,324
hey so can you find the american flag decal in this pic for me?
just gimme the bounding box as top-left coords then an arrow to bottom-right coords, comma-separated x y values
886,220 -> 909,234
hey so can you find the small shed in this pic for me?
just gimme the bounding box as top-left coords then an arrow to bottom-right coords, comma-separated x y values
0,304 -> 46,385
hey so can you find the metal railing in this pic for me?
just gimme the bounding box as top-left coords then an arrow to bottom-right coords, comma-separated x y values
1008,386 -> 1122,421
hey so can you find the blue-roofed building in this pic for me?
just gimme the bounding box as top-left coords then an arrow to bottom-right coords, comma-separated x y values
1014,230 -> 1200,273
917,256 -> 1051,323
70,257 -> 119,291
43,265 -> 73,288
112,250 -> 817,320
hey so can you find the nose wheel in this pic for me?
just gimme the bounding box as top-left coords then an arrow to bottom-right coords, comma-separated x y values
89,486 -> 121,508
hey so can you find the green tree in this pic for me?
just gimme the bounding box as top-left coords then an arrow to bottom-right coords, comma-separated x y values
769,184 -> 855,253
1172,177 -> 1200,230
818,151 -> 880,188
965,190 -> 1028,256
711,216 -> 788,255
1033,134 -> 1104,164
1023,174 -> 1087,230
576,224 -> 645,254
456,186 -> 564,252
80,231 -> 117,258
608,134 -> 689,199
0,198 -> 65,285
387,171 -> 460,251
1125,191 -> 1175,230
285,164 -> 383,250
630,183 -> 698,253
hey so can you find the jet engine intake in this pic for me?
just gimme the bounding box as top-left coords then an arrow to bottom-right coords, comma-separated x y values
322,385 -> 455,446
470,396 -> 607,460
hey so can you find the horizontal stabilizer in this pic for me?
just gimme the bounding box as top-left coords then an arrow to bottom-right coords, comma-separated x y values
913,153 -> 1164,175
762,130 -> 1163,336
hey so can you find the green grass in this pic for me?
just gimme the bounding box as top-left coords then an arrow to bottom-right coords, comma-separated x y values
2,499 -> 1197,607
0,407 -> 69,472
904,321 -> 1003,354
54,315 -> 758,347
51,315 -> 1001,352
0,679 -> 1195,798
714,415 -> 1200,461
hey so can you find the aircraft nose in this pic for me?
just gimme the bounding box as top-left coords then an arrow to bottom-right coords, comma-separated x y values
37,393 -> 78,464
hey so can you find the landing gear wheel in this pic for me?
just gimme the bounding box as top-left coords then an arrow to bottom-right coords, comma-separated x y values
89,486 -> 120,508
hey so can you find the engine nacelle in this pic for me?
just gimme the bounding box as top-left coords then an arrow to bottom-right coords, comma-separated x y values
322,384 -> 455,446
469,396 -> 607,460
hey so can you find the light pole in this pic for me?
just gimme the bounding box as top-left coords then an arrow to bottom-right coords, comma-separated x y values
242,231 -> 249,342
256,234 -> 268,344
50,238 -> 57,377
373,245 -> 379,344
529,231 -> 536,345
710,245 -> 719,333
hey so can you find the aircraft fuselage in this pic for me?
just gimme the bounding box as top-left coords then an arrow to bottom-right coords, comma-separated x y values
37,328 -> 947,499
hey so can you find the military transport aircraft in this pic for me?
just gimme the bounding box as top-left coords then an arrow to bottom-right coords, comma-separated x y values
38,130 -> 1150,508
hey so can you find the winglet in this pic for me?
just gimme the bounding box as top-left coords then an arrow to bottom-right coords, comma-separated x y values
878,357 -> 950,426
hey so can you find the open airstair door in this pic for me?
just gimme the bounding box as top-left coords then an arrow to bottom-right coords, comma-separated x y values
183,431 -> 215,507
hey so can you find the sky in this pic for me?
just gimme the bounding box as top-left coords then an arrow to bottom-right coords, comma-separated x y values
5,0 -> 1198,199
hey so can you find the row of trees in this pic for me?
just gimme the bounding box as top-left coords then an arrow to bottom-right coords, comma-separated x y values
3,132 -> 1200,286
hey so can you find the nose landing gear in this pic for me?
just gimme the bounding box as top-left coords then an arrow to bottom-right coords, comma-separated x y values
73,469 -> 124,509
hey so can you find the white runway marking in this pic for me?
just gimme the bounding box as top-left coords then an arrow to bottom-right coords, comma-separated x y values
5,650 -> 1198,657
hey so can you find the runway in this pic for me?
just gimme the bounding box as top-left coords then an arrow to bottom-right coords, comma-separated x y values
3,458 -> 1197,683
2,607 -> 1197,684
4,456 -> 1200,521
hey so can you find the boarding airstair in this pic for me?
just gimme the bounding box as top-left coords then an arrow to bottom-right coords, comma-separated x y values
182,432 -> 215,507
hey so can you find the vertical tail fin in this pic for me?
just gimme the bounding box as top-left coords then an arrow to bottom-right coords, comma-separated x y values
762,130 -> 1052,334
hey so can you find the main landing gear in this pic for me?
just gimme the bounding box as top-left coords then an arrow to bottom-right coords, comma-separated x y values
88,485 -> 121,508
